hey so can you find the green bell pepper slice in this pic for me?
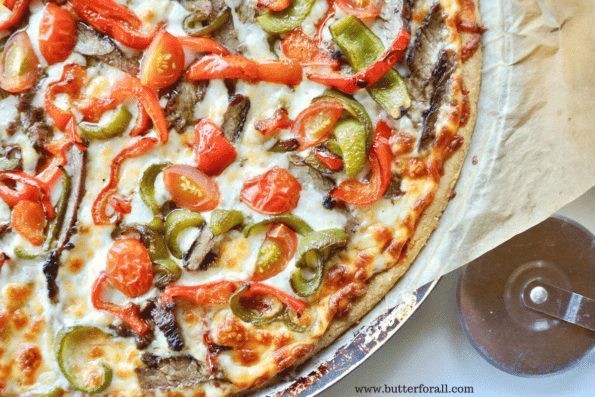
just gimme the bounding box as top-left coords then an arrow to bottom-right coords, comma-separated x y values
290,229 -> 347,297
243,214 -> 313,237
256,0 -> 316,35
165,209 -> 206,259
14,167 -> 71,260
315,89 -> 374,151
268,138 -> 300,153
153,258 -> 182,289
333,118 -> 367,176
183,6 -> 231,36
79,106 -> 133,140
140,162 -> 171,217
54,326 -> 113,394
330,16 -> 411,119
210,209 -> 244,236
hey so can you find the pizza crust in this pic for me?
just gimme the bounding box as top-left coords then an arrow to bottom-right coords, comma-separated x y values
315,0 -> 483,353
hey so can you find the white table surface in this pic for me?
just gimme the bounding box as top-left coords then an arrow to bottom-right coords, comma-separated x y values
320,187 -> 595,397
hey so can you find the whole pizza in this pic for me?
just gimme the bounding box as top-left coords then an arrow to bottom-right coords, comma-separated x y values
0,0 -> 483,395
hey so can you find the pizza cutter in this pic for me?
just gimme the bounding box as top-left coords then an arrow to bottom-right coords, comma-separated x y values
457,216 -> 595,376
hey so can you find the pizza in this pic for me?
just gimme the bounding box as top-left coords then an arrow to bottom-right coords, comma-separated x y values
0,0 -> 483,395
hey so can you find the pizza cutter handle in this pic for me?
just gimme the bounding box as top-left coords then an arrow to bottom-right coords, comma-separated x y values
522,280 -> 595,332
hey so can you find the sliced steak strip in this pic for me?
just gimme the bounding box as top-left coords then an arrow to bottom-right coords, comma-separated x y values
419,49 -> 456,150
164,78 -> 207,134
287,154 -> 335,192
221,94 -> 250,142
183,225 -> 216,271
136,354 -> 210,391
211,0 -> 244,55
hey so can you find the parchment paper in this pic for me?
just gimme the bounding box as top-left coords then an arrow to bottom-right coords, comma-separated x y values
386,0 -> 595,305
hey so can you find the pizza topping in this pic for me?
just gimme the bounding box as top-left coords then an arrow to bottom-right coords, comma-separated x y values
253,224 -> 298,281
0,171 -> 55,219
12,200 -> 46,246
230,283 -> 306,326
79,106 -> 133,141
330,16 -> 411,119
165,209 -> 206,259
0,32 -> 39,93
91,271 -> 151,334
135,353 -> 221,390
333,118 -> 368,176
187,55 -> 303,86
183,5 -> 232,36
38,3 -> 77,65
292,101 -> 344,150
211,209 -> 244,236
183,225 -> 216,271
0,0 -> 31,31
54,326 -> 114,394
163,164 -> 221,212
335,0 -> 383,19
313,145 -> 344,172
141,31 -> 185,89
243,213 -> 313,237
255,108 -> 293,137
330,119 -> 393,205
291,229 -> 348,296
221,94 -> 251,142
281,28 -> 339,68
69,0 -> 161,49
308,28 -> 410,94
140,162 -> 171,219
194,118 -> 237,177
150,302 -> 185,351
256,0 -> 316,34
177,36 -> 230,56
258,0 -> 292,12
106,238 -> 154,298
269,138 -> 300,153
162,280 -> 237,306
240,167 -> 302,215
0,145 -> 21,172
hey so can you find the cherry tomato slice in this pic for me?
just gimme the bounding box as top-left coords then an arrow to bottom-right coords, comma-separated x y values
141,31 -> 185,89
106,238 -> 153,298
281,28 -> 339,68
12,200 -> 46,246
240,167 -> 301,215
292,101 -> 343,150
163,164 -> 220,212
252,224 -> 298,282
0,32 -> 39,93
38,3 -> 76,65
335,0 -> 383,19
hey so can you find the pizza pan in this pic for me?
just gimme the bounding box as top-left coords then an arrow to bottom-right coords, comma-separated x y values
254,278 -> 440,397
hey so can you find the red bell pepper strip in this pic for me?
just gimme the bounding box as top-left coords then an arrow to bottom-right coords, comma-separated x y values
257,0 -> 291,11
0,0 -> 31,31
177,36 -> 229,56
330,120 -> 393,206
92,138 -> 158,225
69,0 -> 161,49
254,108 -> 293,136
108,195 -> 132,214
130,101 -> 151,137
65,117 -> 88,152
104,75 -> 169,143
281,28 -> 339,68
44,64 -> 87,131
307,29 -> 410,94
161,280 -> 238,306
0,172 -> 55,219
91,272 -> 150,335
314,146 -> 344,171
187,55 -> 303,86
36,137 -> 73,187
161,280 -> 307,316
194,118 -> 237,177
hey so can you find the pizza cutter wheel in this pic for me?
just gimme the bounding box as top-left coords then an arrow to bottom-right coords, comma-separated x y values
457,216 -> 595,376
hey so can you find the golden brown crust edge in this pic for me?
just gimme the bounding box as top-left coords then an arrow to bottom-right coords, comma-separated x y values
315,2 -> 483,352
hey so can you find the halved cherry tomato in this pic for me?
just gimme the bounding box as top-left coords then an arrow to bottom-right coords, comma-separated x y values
0,0 -> 31,31
163,164 -> 220,212
12,200 -> 46,246
281,28 -> 339,68
194,118 -> 237,177
252,224 -> 298,282
0,32 -> 39,93
38,3 -> 76,65
254,108 -> 292,136
240,167 -> 301,215
106,238 -> 153,298
141,31 -> 185,89
291,101 -> 343,150
335,0 -> 383,19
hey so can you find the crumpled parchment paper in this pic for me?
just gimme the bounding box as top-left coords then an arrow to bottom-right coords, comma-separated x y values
387,0 -> 595,304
